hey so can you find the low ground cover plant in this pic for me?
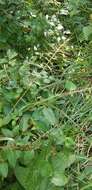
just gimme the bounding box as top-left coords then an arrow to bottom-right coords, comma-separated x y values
0,0 -> 92,189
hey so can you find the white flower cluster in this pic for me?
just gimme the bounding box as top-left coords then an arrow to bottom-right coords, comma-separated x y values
44,11 -> 70,43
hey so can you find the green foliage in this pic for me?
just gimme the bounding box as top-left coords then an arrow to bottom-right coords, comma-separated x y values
83,25 -> 92,41
0,0 -> 92,189
0,162 -> 8,178
65,81 -> 77,91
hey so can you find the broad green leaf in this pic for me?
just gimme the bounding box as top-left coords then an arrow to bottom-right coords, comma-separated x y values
37,159 -> 52,177
51,173 -> 68,187
51,152 -> 76,172
15,165 -> 37,190
5,149 -> 17,168
83,25 -> 92,40
1,128 -> 13,137
19,114 -> 30,132
50,128 -> 65,145
22,150 -> 35,165
0,162 -> 8,178
65,81 -> 77,91
15,158 -> 52,190
0,114 -> 13,127
42,107 -> 57,125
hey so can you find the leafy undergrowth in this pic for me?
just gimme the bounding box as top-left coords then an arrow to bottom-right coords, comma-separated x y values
0,0 -> 92,189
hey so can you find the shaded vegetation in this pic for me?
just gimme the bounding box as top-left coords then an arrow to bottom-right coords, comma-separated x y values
0,0 -> 92,189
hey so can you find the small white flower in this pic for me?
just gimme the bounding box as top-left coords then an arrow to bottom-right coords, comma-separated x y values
51,15 -> 57,22
78,52 -> 81,56
34,46 -> 37,51
46,14 -> 49,20
35,52 -> 39,55
10,11 -> 13,14
48,29 -> 54,35
62,36 -> 66,40
64,30 -> 71,34
57,24 -> 64,30
60,9 -> 69,15
30,13 -> 36,17
49,21 -> 55,26
57,37 -> 61,42
44,31 -> 47,36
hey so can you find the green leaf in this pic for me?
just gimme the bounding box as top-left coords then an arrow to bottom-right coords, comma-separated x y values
0,162 -> 8,178
19,114 -> 30,132
15,158 -> 52,190
51,153 -> 76,172
22,150 -> 35,165
2,149 -> 19,168
37,159 -> 52,177
15,165 -> 35,190
1,128 -> 13,137
50,128 -> 65,145
5,149 -> 17,168
51,173 -> 68,187
1,114 -> 12,127
83,25 -> 92,40
65,81 -> 77,91
42,107 -> 57,125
